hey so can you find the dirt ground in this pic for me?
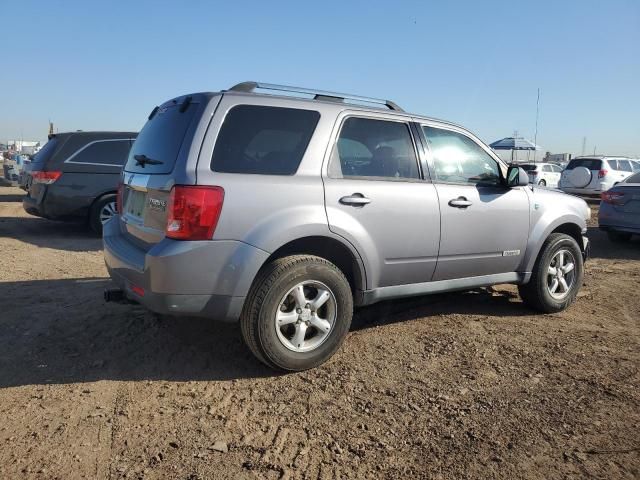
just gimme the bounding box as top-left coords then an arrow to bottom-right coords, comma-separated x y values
0,184 -> 638,480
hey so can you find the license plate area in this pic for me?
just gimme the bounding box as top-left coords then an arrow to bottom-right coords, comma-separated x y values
125,189 -> 146,217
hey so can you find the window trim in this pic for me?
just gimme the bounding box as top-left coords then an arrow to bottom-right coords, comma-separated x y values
64,138 -> 134,167
327,114 -> 425,183
417,122 -> 507,188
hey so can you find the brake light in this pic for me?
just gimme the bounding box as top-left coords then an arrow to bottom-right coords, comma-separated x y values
601,191 -> 625,205
116,182 -> 124,214
31,171 -> 62,184
166,186 -> 224,240
598,169 -> 608,178
530,171 -> 538,176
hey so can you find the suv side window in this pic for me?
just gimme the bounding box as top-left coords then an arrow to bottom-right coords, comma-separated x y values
211,105 -> 320,175
330,117 -> 420,180
542,165 -> 552,172
68,139 -> 132,166
422,126 -> 501,186
618,160 -> 632,172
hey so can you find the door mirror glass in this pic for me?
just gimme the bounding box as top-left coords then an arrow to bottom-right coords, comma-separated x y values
507,166 -> 529,187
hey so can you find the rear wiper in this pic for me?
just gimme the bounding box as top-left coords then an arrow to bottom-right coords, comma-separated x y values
134,154 -> 163,167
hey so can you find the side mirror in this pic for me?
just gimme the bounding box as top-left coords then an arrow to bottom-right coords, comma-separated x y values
506,166 -> 530,187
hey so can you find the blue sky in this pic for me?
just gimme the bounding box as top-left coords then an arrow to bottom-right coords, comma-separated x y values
2,0 -> 639,156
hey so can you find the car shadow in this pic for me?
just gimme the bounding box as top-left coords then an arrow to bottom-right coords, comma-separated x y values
0,277 -> 536,388
352,286 -> 530,331
0,192 -> 25,202
587,227 -> 640,260
0,216 -> 101,252
0,277 -> 278,388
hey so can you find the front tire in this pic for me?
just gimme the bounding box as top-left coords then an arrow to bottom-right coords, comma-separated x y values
240,255 -> 353,371
518,233 -> 584,313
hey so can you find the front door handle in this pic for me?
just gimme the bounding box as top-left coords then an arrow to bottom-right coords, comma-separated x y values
448,197 -> 472,208
340,193 -> 371,206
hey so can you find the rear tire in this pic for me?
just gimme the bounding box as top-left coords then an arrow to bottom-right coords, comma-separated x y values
518,233 -> 584,313
89,194 -> 117,234
607,231 -> 632,242
240,255 -> 353,371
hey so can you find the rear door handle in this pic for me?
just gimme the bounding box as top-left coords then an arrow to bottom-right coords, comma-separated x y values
340,193 -> 371,206
448,197 -> 472,208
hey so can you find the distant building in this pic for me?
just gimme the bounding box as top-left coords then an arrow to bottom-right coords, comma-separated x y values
7,140 -> 41,155
544,152 -> 572,164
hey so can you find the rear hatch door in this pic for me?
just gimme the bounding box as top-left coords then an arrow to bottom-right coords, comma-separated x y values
120,95 -> 213,250
561,158 -> 602,188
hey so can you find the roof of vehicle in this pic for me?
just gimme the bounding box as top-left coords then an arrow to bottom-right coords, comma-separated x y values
164,82 -> 470,133
571,155 -> 633,160
50,131 -> 138,139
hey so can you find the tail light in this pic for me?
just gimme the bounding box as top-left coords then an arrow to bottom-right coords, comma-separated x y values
598,169 -> 608,178
166,186 -> 224,240
530,171 -> 538,176
31,171 -> 62,184
116,182 -> 124,214
601,191 -> 625,205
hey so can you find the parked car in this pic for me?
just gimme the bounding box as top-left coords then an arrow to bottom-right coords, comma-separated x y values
103,81 -> 590,371
599,171 -> 640,242
559,156 -> 637,196
519,162 -> 563,187
22,131 -> 137,233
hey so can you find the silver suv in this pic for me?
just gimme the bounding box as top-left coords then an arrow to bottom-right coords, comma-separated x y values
103,82 -> 591,371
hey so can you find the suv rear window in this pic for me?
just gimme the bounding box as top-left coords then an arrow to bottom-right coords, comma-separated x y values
519,164 -> 537,171
566,158 -> 602,170
125,103 -> 198,174
30,137 -> 58,168
211,105 -> 320,175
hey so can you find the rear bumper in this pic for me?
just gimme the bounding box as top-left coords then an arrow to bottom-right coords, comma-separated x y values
22,184 -> 93,220
103,217 -> 270,322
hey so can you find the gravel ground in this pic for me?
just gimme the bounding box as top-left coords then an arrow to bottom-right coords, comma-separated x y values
0,185 -> 638,479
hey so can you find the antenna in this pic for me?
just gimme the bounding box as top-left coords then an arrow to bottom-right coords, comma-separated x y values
533,88 -> 540,163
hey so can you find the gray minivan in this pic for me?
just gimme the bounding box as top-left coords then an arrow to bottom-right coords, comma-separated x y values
22,131 -> 137,233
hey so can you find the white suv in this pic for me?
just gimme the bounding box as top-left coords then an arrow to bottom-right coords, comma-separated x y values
520,163 -> 563,187
559,156 -> 638,196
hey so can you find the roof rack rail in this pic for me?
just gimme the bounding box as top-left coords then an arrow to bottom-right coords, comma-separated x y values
228,81 -> 404,112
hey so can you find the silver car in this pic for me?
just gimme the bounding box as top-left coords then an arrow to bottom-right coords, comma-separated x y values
599,171 -> 640,241
103,82 -> 591,370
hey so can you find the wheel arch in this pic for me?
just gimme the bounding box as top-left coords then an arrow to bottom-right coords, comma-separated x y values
88,190 -> 117,217
261,235 -> 367,300
522,217 -> 586,274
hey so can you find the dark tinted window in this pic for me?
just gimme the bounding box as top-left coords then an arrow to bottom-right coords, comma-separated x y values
520,164 -> 537,171
126,103 -> 198,174
211,105 -> 320,175
30,137 -> 58,167
69,140 -> 132,166
566,158 -> 602,170
331,117 -> 419,180
423,126 -> 500,185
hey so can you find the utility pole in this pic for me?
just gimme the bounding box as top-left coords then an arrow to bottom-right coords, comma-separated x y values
582,137 -> 586,156
533,88 -> 540,163
593,145 -> 597,155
